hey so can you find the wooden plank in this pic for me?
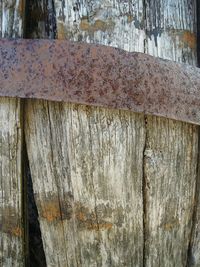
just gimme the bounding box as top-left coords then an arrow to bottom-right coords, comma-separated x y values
25,101 -> 146,267
144,0 -> 199,266
54,0 -> 145,52
0,1 -> 25,266
25,1 -> 146,266
187,2 -> 200,265
25,0 -> 200,266
144,116 -> 198,266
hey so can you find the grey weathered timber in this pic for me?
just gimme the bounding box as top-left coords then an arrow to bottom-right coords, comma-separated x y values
144,1 -> 199,266
24,1 -> 146,266
25,101 -> 145,266
0,1 -> 25,266
144,116 -> 198,266
23,0 -> 200,266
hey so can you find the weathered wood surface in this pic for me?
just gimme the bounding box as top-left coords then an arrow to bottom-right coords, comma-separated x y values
0,1 -> 25,266
144,1 -> 199,266
24,0 -> 200,266
25,102 -> 145,266
25,1 -> 147,266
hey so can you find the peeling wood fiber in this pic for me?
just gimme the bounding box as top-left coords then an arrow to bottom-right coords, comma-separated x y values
0,1 -> 25,266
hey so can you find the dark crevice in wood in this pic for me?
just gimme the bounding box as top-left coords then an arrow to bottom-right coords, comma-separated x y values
186,3 -> 200,266
186,129 -> 200,267
46,0 -> 57,39
197,0 -> 200,67
21,99 -> 46,266
24,0 -> 50,265
25,0 -> 56,39
24,138 -> 47,267
21,100 -> 29,267
142,1 -> 148,265
142,115 -> 148,267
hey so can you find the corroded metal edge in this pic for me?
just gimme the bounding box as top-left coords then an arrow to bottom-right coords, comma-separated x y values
0,38 -> 200,125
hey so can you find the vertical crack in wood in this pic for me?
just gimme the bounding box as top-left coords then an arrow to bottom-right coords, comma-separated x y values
197,0 -> 200,67
22,100 -> 47,267
186,128 -> 200,267
25,0 -> 57,39
21,99 -> 29,267
143,0 -> 147,54
46,0 -> 57,39
142,1 -> 148,265
186,3 -> 200,266
24,0 -> 52,265
142,115 -> 148,267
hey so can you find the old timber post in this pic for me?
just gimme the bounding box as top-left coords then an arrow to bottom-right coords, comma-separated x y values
0,1 -> 26,266
0,0 -> 200,266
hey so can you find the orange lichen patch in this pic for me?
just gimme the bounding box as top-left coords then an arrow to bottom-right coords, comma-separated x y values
127,15 -> 134,23
182,31 -> 196,49
57,22 -> 66,40
80,19 -> 115,32
42,202 -> 61,222
11,227 -> 22,237
162,218 -> 179,231
75,206 -> 113,231
76,211 -> 87,222
87,222 -> 113,231
57,22 -> 73,40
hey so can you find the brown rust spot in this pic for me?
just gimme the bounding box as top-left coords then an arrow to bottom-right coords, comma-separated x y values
182,31 -> 196,49
0,206 -> 22,237
42,202 -> 61,222
40,192 -> 73,222
75,203 -> 113,231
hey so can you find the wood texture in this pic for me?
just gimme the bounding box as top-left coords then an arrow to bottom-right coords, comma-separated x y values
54,0 -> 145,52
0,1 -> 25,266
25,101 -> 145,267
145,1 -> 199,266
144,116 -> 198,266
24,0 -> 200,266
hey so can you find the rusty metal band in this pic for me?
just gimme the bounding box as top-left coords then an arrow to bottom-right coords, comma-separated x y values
0,39 -> 200,125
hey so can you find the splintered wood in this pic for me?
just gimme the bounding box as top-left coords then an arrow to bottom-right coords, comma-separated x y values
0,1 -> 24,266
24,0 -> 199,266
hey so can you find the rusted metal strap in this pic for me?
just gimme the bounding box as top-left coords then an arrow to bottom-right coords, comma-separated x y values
0,39 -> 200,125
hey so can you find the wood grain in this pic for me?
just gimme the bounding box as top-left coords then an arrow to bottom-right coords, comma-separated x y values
0,1 -> 25,266
25,101 -> 146,267
144,116 -> 198,266
24,0 -> 200,266
145,1 -> 199,266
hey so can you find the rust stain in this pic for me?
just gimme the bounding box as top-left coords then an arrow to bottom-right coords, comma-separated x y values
42,202 -> 61,222
182,31 -> 196,49
0,206 -> 22,237
0,39 -> 200,125
75,209 -> 113,231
